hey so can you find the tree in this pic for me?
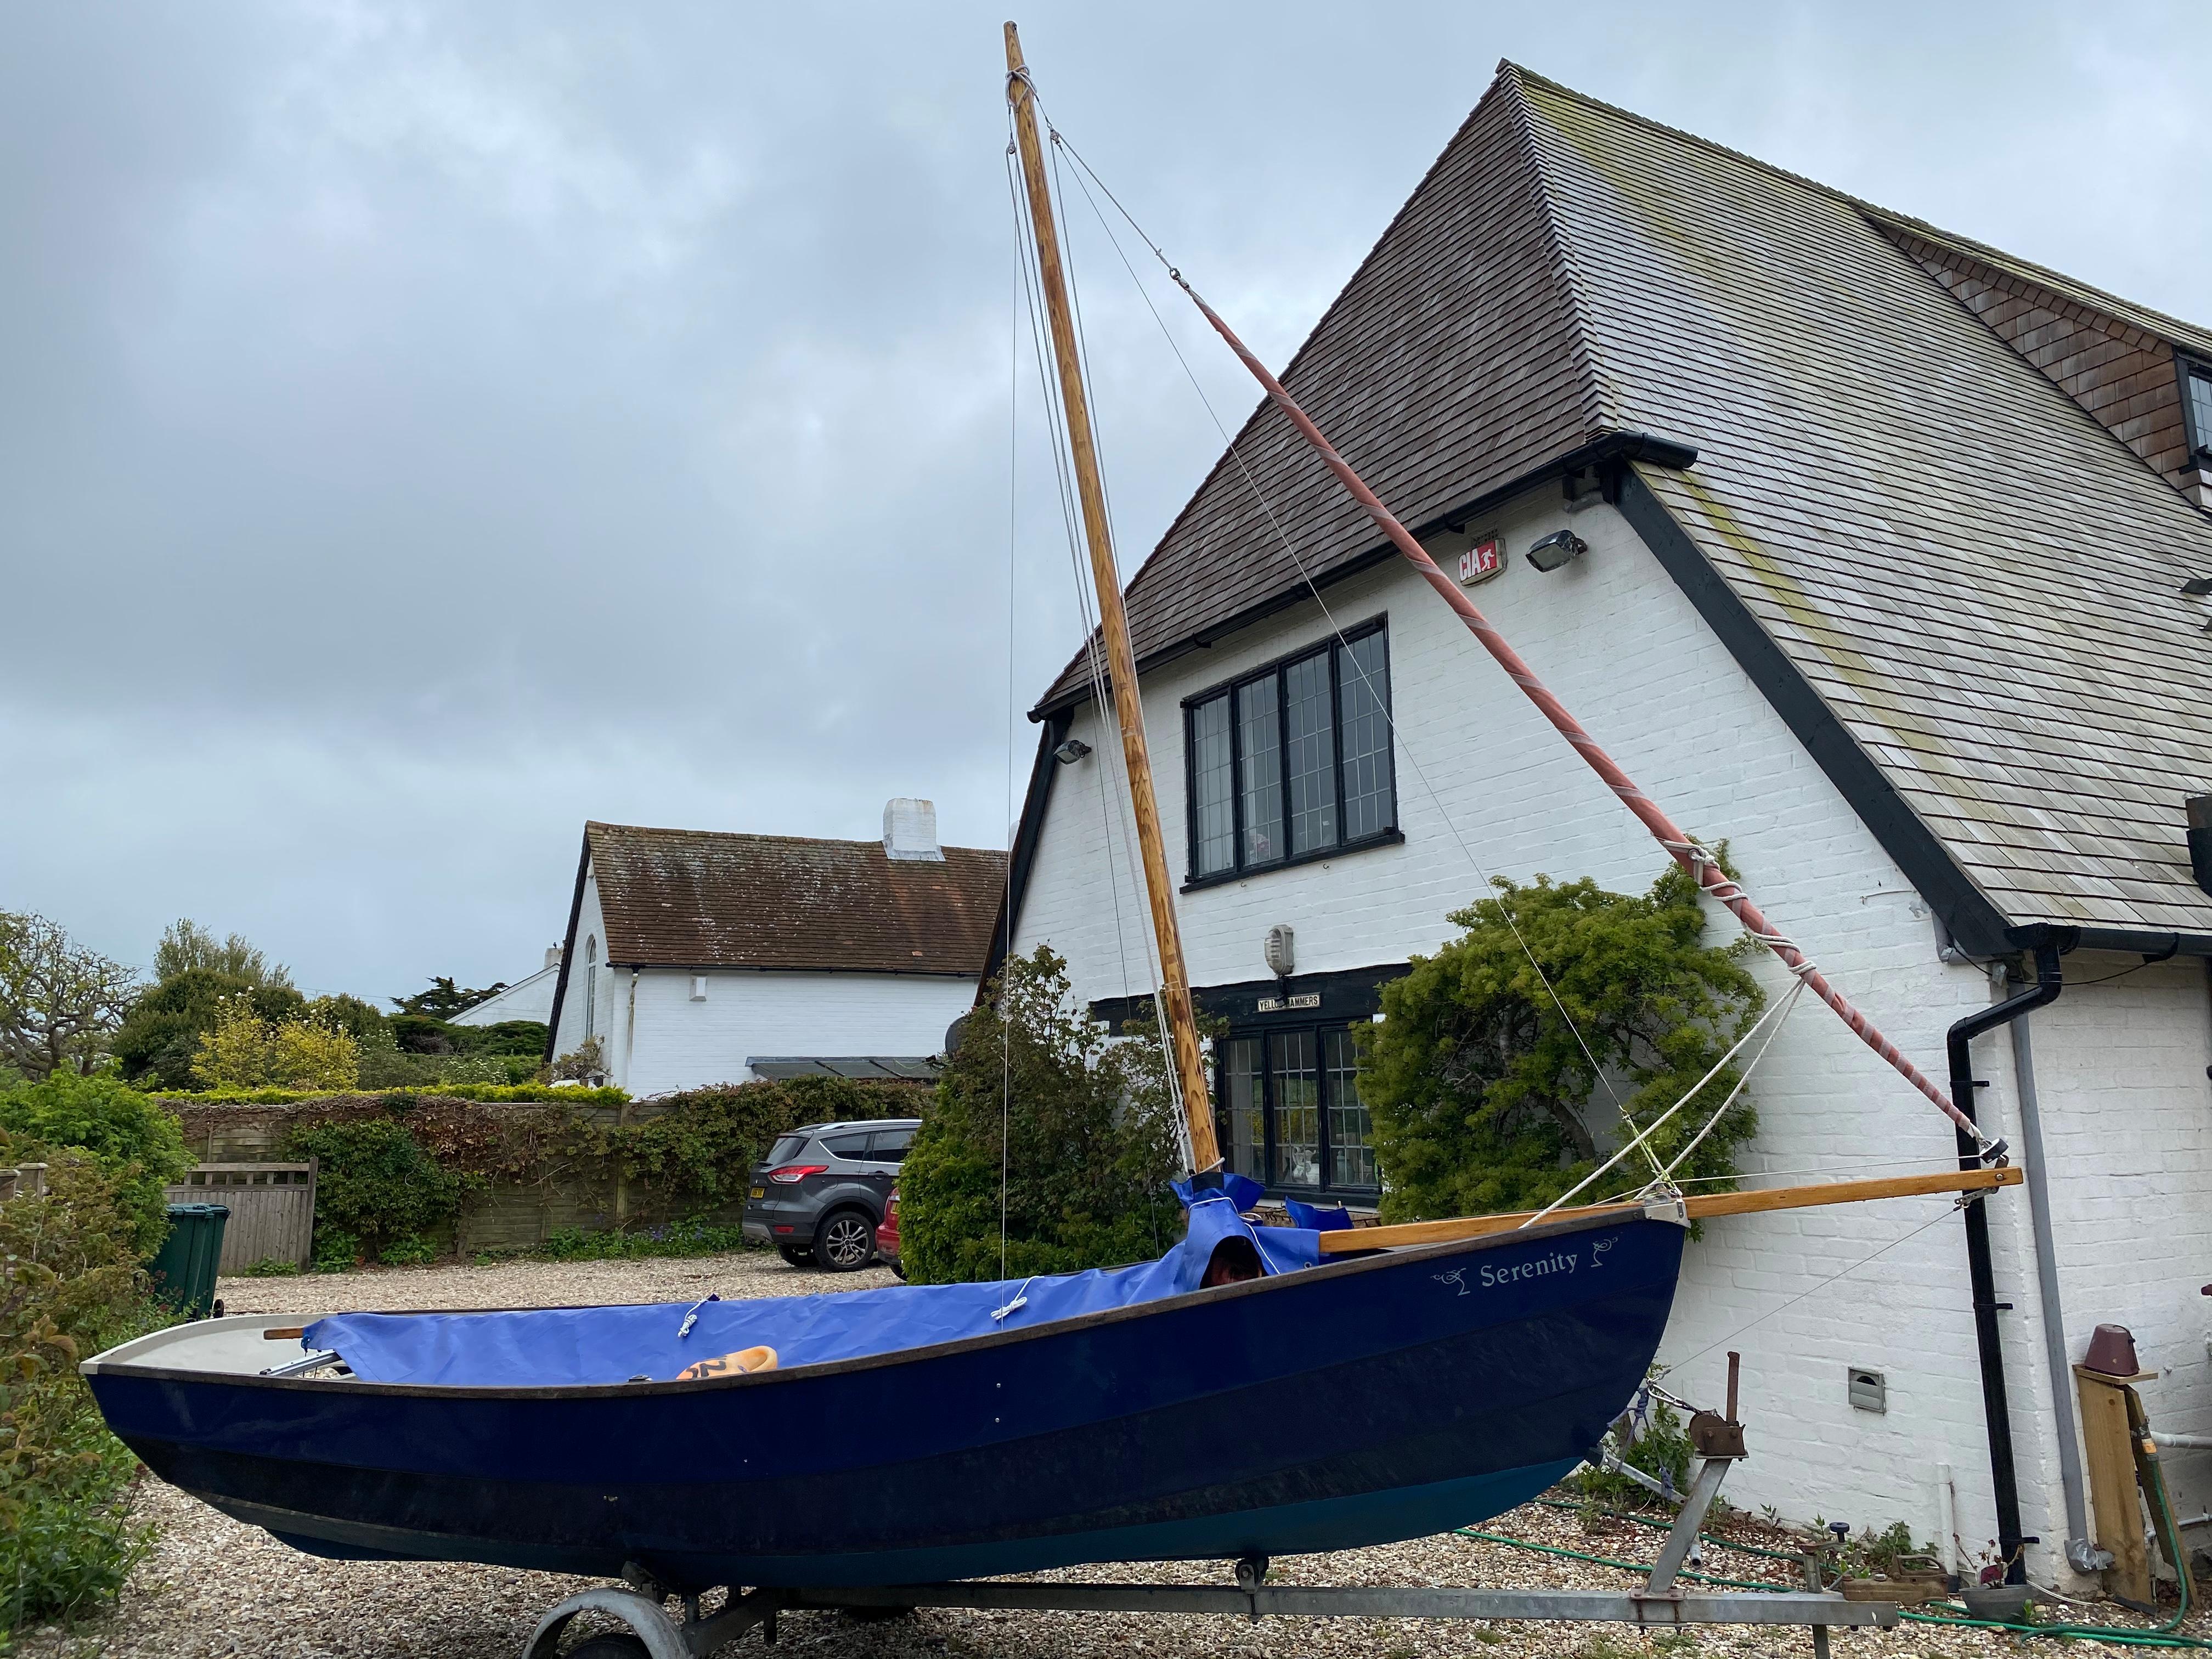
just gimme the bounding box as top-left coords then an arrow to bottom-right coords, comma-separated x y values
391,977 -> 505,1021
153,919 -> 292,989
112,969 -> 306,1090
0,913 -> 138,1082
1359,862 -> 1765,1224
899,947 -> 1184,1284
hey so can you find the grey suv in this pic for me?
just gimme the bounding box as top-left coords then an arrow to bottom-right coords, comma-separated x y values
742,1119 -> 918,1271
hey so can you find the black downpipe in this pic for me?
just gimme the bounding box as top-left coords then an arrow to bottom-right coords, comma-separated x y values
1946,930 -> 2069,1586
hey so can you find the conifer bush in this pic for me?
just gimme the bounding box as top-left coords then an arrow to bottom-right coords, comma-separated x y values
900,947 -> 1184,1284
1360,861 -> 1764,1223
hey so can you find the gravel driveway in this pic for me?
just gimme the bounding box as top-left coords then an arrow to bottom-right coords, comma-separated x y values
27,1250 -> 2202,1658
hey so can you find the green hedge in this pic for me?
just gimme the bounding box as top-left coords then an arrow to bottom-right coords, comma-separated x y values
158,1084 -> 630,1107
0,1075 -> 190,1255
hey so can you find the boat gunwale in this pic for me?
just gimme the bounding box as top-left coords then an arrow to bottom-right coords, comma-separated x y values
82,1207 -> 1671,1402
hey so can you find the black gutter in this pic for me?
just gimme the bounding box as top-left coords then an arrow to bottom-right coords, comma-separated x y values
1946,928 -> 2073,1585
541,831 -> 594,1066
977,710 -> 1074,999
1029,430 -> 1700,723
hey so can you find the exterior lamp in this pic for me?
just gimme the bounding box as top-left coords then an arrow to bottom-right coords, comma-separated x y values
1525,529 -> 1587,573
1053,738 -> 1093,765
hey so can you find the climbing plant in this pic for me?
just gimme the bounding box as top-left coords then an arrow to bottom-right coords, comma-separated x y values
1359,859 -> 1765,1223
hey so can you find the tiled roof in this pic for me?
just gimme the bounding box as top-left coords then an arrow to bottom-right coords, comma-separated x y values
584,822 -> 1006,974
1035,63 -> 2212,946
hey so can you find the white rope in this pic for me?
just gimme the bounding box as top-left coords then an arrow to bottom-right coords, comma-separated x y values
1518,973 -> 1808,1230
1656,974 -> 1809,1183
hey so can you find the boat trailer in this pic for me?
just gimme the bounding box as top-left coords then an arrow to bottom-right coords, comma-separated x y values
523,1359 -> 1897,1659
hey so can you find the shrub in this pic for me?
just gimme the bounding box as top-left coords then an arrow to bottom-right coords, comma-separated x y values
0,1074 -> 189,1255
1359,861 -> 1764,1223
286,1120 -> 462,1266
191,997 -> 360,1091
0,1144 -> 173,1635
900,947 -> 1183,1285
113,969 -> 306,1090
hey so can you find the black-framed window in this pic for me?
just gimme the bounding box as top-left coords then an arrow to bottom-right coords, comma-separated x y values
2185,358 -> 2212,462
1184,623 -> 1397,883
1215,1022 -> 1376,1195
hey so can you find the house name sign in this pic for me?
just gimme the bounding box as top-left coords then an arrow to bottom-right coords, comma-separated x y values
1458,538 -> 1503,586
1255,992 -> 1322,1013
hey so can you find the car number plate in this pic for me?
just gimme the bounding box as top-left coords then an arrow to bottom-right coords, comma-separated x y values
749,1187 -> 765,1199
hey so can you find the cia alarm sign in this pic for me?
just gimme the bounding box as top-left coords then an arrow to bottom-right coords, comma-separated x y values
1458,538 -> 1503,586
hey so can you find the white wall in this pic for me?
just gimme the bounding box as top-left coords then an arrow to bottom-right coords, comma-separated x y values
617,967 -> 977,1098
451,962 -> 558,1026
1993,955 -> 2212,1564
550,867 -> 612,1066
1015,484 -> 2077,1566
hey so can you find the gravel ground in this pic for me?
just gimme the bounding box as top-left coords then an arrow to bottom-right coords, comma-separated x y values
29,1252 -> 2209,1658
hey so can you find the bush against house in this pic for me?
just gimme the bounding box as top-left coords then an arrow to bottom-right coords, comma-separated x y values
1359,861 -> 1765,1223
0,1074 -> 189,1255
900,947 -> 1184,1285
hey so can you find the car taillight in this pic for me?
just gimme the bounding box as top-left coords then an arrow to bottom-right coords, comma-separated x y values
768,1164 -> 827,1184
886,1191 -> 899,1220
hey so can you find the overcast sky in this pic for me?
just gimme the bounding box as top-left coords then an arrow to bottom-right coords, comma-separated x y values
4,2 -> 2206,1004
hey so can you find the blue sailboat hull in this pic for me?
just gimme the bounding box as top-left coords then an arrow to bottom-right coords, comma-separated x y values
87,1212 -> 1681,1589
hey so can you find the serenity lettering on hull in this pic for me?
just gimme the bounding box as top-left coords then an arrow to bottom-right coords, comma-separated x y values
1432,1235 -> 1619,1296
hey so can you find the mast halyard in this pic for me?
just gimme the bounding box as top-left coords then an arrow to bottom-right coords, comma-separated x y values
1004,22 -> 1221,1174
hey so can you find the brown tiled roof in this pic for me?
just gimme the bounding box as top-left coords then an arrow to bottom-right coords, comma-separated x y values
584,822 -> 1006,974
1033,63 -> 2212,945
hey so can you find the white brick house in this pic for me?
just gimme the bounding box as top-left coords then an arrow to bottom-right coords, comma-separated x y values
544,802 -> 1003,1097
999,65 -> 2212,1588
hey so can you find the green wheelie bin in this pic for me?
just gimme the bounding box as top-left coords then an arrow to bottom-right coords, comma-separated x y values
149,1202 -> 230,1319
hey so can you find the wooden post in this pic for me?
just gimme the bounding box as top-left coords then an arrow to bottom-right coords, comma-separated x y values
1004,21 -> 1218,1171
2076,1366 -> 2155,1607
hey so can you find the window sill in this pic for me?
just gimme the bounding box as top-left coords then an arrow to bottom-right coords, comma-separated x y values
1182,828 -> 1404,894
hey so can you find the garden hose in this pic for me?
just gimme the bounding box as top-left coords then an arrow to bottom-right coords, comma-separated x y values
1459,1471 -> 2212,1651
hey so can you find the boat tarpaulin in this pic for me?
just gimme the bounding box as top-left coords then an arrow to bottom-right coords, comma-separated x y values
304,1189 -> 1321,1388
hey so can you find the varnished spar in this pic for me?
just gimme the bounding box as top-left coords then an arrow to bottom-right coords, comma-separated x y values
1314,1165 -> 2023,1254
1005,22 -> 1218,1169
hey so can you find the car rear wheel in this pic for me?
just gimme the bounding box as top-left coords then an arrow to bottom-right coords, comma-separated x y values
775,1244 -> 812,1267
815,1208 -> 876,1272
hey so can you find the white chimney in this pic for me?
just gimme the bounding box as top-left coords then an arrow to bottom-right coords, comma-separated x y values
883,798 -> 945,862
544,944 -> 563,970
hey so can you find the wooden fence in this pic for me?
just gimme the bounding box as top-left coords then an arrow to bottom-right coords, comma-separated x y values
166,1163 -> 317,1271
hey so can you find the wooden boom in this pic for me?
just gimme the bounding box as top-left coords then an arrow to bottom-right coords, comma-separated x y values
1315,1166 -> 2023,1254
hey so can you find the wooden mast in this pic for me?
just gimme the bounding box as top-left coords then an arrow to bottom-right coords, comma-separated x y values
1004,21 -> 1220,1172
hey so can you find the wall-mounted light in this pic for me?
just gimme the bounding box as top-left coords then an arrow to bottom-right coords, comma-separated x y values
1053,737 -> 1092,765
1263,924 -> 1295,978
1526,529 -> 1588,573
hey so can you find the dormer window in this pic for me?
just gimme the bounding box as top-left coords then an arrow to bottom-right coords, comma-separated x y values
2186,359 -> 2212,463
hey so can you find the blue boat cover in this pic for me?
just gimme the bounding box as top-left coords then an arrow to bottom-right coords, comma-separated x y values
304,1191 -> 1321,1389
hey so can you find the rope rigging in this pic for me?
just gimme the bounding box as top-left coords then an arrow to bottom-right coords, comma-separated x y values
1030,104 -> 2001,1166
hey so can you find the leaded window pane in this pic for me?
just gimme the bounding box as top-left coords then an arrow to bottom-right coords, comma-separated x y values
1269,1030 -> 1321,1187
1217,1037 -> 1265,1183
1336,632 -> 1392,842
1237,678 -> 1283,865
1283,652 -> 1337,855
1189,694 -> 1236,876
1324,1028 -> 1376,1188
2192,369 -> 2212,457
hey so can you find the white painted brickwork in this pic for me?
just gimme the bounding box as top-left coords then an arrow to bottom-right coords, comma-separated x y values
552,866 -> 977,1098
1016,489 -> 2212,1577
